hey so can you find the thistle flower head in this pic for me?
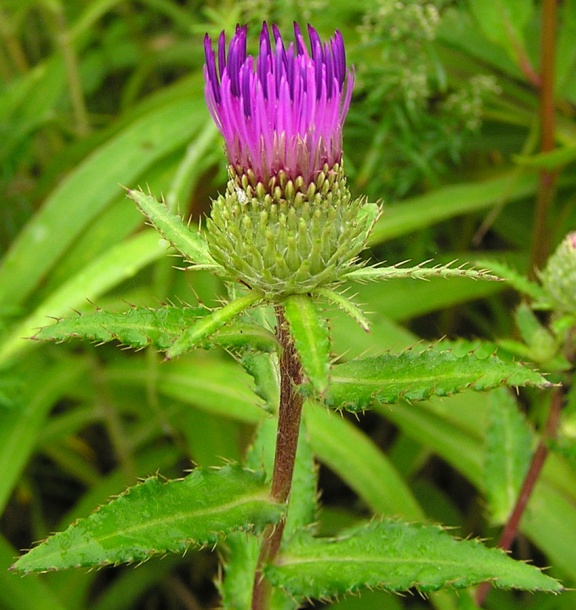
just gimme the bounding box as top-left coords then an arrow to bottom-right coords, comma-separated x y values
204,22 -> 354,187
203,23 -> 371,297
542,232 -> 576,315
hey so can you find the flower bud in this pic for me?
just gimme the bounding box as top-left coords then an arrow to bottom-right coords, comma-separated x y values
541,232 -> 576,314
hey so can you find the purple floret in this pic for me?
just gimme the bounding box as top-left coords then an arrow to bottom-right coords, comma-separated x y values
204,22 -> 354,186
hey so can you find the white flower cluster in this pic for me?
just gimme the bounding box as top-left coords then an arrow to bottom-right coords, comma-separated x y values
359,0 -> 441,43
443,75 -> 501,131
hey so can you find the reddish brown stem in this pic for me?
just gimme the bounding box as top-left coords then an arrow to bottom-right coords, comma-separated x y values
475,387 -> 564,606
529,0 -> 558,277
251,306 -> 304,610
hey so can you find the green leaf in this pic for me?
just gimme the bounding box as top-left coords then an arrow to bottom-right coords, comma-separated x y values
0,358 -> 90,513
219,417 -> 315,610
0,94 -> 207,309
107,357 -> 265,424
368,172 -> 537,245
305,403 -> 423,521
0,535 -> 69,610
282,295 -> 330,394
474,259 -> 549,303
515,145 -> 576,171
0,230 -> 168,365
12,465 -> 284,573
468,0 -> 533,64
320,348 -> 552,410
167,291 -> 264,359
346,260 -> 501,282
316,287 -> 371,332
127,188 -> 218,269
35,306 -> 277,353
265,520 -> 563,598
36,306 -> 208,349
242,352 -> 280,414
484,389 -> 533,524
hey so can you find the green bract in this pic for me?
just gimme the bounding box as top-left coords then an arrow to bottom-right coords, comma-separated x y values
206,164 -> 371,296
541,232 -> 576,315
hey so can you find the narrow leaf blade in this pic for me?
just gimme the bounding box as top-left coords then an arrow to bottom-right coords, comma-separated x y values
484,388 -> 533,524
167,291 -> 263,359
474,259 -> 549,303
36,306 -> 209,350
321,348 -> 552,410
0,230 -> 167,365
12,465 -> 283,573
36,307 -> 276,353
266,520 -> 562,598
127,188 -> 217,268
317,288 -> 371,332
283,295 -> 330,393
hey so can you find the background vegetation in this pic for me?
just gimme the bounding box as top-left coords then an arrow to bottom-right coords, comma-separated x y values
1,0 -> 576,608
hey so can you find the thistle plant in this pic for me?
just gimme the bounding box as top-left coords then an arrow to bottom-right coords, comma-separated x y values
11,22 -> 563,609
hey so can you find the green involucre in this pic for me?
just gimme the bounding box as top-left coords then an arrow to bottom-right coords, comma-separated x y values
206,165 -> 372,296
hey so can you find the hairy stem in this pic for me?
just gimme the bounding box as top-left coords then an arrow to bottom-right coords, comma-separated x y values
251,305 -> 304,610
529,0 -> 558,276
475,386 -> 564,606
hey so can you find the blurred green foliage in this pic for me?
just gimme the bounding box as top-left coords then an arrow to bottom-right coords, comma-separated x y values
1,0 -> 576,608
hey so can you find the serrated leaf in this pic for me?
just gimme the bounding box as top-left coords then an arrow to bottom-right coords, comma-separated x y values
485,389 -> 533,524
167,291 -> 263,359
0,230 -> 167,365
204,323 -> 277,352
127,188 -> 218,269
282,295 -> 330,393
219,418 -> 315,610
319,349 -> 551,410
12,465 -> 283,574
265,520 -> 563,598
36,306 -> 209,350
246,418 -> 318,540
36,307 -> 277,353
345,260 -> 500,282
355,202 -> 381,244
316,287 -> 371,332
242,352 -> 280,414
475,259 -> 549,303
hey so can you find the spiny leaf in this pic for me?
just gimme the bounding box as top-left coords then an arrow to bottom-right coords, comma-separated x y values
282,295 -> 330,394
475,259 -> 549,303
355,202 -> 381,245
12,465 -> 284,574
265,520 -> 562,598
35,306 -> 277,353
316,287 -> 371,332
36,306 -> 209,350
318,348 -> 552,410
167,291 -> 264,359
485,389 -> 533,524
127,188 -> 219,270
242,352 -> 279,414
219,419 -> 316,610
345,260 -> 501,283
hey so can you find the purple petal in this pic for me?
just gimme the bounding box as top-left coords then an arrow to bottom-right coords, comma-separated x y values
202,22 -> 354,185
